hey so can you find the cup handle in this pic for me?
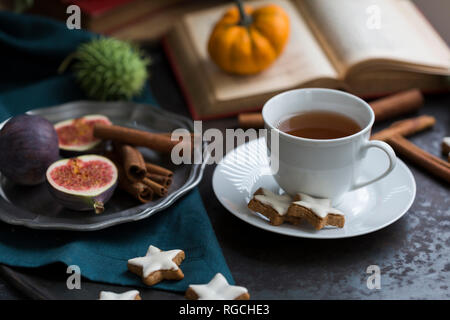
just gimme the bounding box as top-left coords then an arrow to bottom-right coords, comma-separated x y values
350,140 -> 397,191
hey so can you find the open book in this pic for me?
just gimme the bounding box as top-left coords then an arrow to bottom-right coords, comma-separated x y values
164,0 -> 450,119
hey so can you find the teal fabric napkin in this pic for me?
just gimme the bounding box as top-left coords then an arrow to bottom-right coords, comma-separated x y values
0,12 -> 233,292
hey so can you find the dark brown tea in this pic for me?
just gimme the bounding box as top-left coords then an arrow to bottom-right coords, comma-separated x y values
277,110 -> 361,139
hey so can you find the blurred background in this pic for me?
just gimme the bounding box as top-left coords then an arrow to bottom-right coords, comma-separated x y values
0,0 -> 448,45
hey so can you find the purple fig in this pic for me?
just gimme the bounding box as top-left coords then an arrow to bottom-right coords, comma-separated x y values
54,114 -> 112,155
0,114 -> 59,185
46,155 -> 118,214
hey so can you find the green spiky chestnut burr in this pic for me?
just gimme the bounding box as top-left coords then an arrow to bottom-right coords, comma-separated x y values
60,38 -> 150,101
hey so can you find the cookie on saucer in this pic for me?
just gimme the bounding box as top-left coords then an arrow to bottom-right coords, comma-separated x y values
287,193 -> 345,230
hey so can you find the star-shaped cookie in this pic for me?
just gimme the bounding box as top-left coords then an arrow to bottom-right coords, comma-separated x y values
99,290 -> 141,300
127,245 -> 185,286
287,193 -> 345,230
247,188 -> 292,225
185,273 -> 250,300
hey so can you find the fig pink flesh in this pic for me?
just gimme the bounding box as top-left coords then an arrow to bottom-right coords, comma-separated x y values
56,118 -> 110,147
50,159 -> 114,192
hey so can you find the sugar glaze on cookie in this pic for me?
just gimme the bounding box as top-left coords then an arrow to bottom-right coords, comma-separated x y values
99,290 -> 140,300
187,273 -> 249,300
254,189 -> 292,215
128,245 -> 183,277
294,193 -> 344,218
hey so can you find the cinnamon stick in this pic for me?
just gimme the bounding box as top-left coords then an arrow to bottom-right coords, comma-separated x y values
389,136 -> 450,170
142,177 -> 168,197
160,132 -> 198,140
370,89 -> 423,122
145,163 -> 173,178
119,179 -> 154,203
387,135 -> 450,183
118,144 -> 147,182
369,115 -> 449,183
146,173 -> 172,188
237,89 -> 424,128
371,115 -> 436,141
106,146 -> 174,199
93,123 -> 179,153
115,164 -> 153,203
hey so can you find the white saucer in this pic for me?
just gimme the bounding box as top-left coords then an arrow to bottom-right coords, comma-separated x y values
213,138 -> 416,239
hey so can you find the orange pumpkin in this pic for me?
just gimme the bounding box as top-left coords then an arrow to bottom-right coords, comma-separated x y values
208,1 -> 290,75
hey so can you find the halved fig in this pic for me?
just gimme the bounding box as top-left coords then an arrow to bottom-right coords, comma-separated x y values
46,155 -> 118,214
54,114 -> 112,154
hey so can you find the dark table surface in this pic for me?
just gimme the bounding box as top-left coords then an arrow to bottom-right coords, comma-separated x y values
0,44 -> 449,300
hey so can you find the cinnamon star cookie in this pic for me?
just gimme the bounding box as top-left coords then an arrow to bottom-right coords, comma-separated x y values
185,273 -> 250,300
287,193 -> 345,230
247,188 -> 292,225
128,245 -> 185,286
99,290 -> 141,300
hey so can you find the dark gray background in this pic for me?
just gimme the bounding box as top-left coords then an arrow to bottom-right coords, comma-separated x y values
0,0 -> 449,299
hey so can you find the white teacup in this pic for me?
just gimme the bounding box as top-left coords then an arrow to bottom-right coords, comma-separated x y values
262,88 -> 396,201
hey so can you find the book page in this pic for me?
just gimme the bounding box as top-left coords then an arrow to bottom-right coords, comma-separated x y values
183,0 -> 338,102
298,0 -> 450,76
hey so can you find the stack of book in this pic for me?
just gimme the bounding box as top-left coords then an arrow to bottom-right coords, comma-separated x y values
28,0 -> 222,41
164,0 -> 450,119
